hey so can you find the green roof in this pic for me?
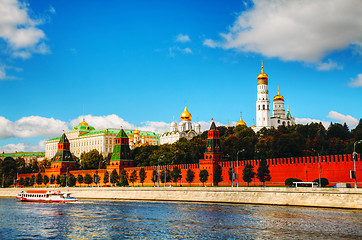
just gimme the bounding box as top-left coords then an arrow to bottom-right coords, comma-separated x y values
116,128 -> 128,138
1,152 -> 45,158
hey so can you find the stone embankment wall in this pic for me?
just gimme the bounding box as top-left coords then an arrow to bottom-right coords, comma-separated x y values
1,187 -> 361,209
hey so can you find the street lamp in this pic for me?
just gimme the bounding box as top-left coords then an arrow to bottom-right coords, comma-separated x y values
353,140 -> 362,189
65,167 -> 69,187
312,149 -> 321,187
158,155 -> 164,187
236,149 -> 245,188
226,154 -> 234,187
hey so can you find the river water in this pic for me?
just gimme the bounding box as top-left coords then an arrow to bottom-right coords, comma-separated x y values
0,198 -> 361,239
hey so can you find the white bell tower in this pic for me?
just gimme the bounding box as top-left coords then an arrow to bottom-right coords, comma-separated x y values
255,61 -> 271,131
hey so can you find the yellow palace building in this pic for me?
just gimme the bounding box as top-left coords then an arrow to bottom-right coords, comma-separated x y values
45,118 -> 159,159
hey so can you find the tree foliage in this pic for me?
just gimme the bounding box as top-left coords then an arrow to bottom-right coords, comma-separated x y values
242,163 -> 255,186
36,173 -> 43,185
80,149 -> 104,170
103,171 -> 109,184
199,169 -> 209,186
186,169 -> 195,186
213,165 -> 223,186
110,169 -> 119,185
139,168 -> 146,186
119,170 -> 129,187
84,174 -> 93,186
257,159 -> 271,184
77,174 -> 84,184
171,166 -> 181,185
129,170 -> 137,186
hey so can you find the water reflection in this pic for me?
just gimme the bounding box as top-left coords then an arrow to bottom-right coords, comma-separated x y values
0,199 -> 360,239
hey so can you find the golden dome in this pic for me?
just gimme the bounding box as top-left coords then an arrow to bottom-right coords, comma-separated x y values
273,85 -> 284,101
79,117 -> 88,126
251,119 -> 256,129
257,61 -> 268,85
236,113 -> 247,127
134,129 -> 140,135
180,105 -> 192,121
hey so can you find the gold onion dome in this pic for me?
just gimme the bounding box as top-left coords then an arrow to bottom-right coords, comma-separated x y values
180,105 -> 192,121
236,113 -> 247,127
79,117 -> 89,126
273,86 -> 284,101
134,129 -> 140,135
257,61 -> 268,85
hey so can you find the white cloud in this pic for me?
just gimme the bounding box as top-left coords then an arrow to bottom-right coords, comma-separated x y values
296,118 -> 330,129
139,121 -> 170,134
203,39 -> 219,48
0,116 -> 69,139
205,0 -> 362,64
316,59 -> 343,71
0,64 -> 21,80
70,114 -> 134,130
327,111 -> 358,128
0,0 -> 50,58
49,6 -> 56,14
348,73 -> 362,87
175,34 -> 191,43
1,140 -> 46,153
169,46 -> 193,56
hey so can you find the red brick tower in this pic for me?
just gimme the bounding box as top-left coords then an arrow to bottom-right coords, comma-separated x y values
107,127 -> 134,174
199,120 -> 224,185
47,132 -> 76,176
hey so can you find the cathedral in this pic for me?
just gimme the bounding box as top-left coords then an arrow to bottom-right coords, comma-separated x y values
160,104 -> 202,144
253,62 -> 295,132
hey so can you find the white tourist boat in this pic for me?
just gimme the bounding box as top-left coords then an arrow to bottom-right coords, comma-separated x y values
16,190 -> 78,202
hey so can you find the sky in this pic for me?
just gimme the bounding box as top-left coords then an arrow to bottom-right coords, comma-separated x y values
0,0 -> 361,153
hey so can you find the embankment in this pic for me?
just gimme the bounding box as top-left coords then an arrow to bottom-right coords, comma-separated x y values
1,187 -> 361,209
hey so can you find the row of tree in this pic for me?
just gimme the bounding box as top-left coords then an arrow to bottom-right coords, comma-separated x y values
131,120 -> 362,167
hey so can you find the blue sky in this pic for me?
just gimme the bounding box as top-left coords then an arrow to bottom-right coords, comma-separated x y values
0,0 -> 361,152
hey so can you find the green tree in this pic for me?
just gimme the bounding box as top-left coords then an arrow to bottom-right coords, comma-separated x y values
285,178 -> 302,187
80,149 -> 104,170
56,175 -> 61,185
43,175 -> 49,185
313,178 -> 329,187
213,165 -> 223,186
199,169 -> 209,186
152,169 -> 158,186
84,174 -> 93,186
77,174 -> 84,185
68,174 -> 76,187
24,176 -> 30,186
0,157 -> 17,185
186,169 -> 195,186
119,170 -> 129,187
160,168 -> 171,184
129,170 -> 137,186
30,175 -> 35,186
171,166 -> 181,186
103,171 -> 109,184
110,169 -> 119,186
60,174 -> 67,187
19,177 -> 24,186
139,168 -> 146,186
38,159 -> 51,172
257,159 -> 271,185
50,174 -> 55,185
242,163 -> 255,186
36,173 -> 43,185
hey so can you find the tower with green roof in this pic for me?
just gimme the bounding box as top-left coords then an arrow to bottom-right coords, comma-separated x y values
49,132 -> 77,175
107,127 -> 134,174
199,119 -> 225,186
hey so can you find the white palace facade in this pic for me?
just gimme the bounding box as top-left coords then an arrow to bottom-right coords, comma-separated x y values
45,118 -> 159,159
160,105 -> 202,145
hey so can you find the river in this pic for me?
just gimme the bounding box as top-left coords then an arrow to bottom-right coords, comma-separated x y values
0,198 -> 361,239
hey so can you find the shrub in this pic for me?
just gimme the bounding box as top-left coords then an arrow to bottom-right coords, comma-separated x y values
313,178 -> 329,187
285,178 -> 302,187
